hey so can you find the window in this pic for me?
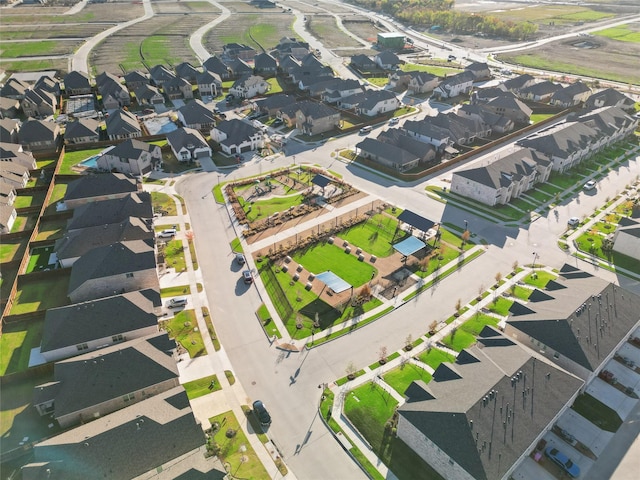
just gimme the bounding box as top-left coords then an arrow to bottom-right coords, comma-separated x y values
122,393 -> 135,402
112,334 -> 124,343
76,343 -> 88,351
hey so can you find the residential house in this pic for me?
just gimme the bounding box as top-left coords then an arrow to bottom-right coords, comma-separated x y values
34,75 -> 60,97
222,43 -> 257,61
255,93 -> 296,116
174,62 -> 199,84
356,137 -> 420,172
0,96 -> 21,119
134,84 -> 165,105
21,88 -> 57,118
312,78 -> 363,103
202,55 -> 232,80
55,216 -> 153,268
166,127 -> 212,162
611,217 -> 640,263
585,88 -> 636,112
374,50 -> 400,70
272,37 -> 309,61
164,76 -> 193,100
63,118 -> 101,145
350,54 -> 377,72
229,75 -> 270,99
149,65 -> 176,88
377,128 -> 437,167
504,265 -> 640,384
387,70 -> 413,91
397,327 -> 583,480
254,52 -> 278,76
63,71 -> 92,96
290,65 -> 333,89
226,58 -> 253,79
301,52 -> 327,69
549,81 -> 591,108
24,387 -> 206,480
450,148 -> 551,206
403,119 -> 451,150
0,161 -> 29,188
34,332 -> 178,428
1,142 -> 37,171
0,202 -> 17,233
465,61 -> 491,81
106,109 -> 141,141
356,90 -> 399,117
124,70 -> 150,92
406,72 -> 439,95
67,239 -> 158,303
0,182 -> 16,206
0,77 -> 29,99
18,118 -> 60,151
210,119 -> 264,155
279,100 -> 340,136
96,72 -> 130,110
196,70 -> 222,97
177,99 -> 216,130
472,86 -> 509,103
576,106 -> 638,143
97,138 -> 161,176
278,54 -> 301,75
457,103 -> 514,134
63,172 -> 140,209
519,80 -> 562,103
481,92 -> 532,125
502,73 -> 536,95
432,71 -> 475,99
431,113 -> 489,145
0,118 -> 20,143
66,192 -> 152,232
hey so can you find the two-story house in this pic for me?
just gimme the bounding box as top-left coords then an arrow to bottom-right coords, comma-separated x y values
166,127 -> 212,162
97,138 -> 161,176
229,75 -> 270,99
210,119 -> 264,155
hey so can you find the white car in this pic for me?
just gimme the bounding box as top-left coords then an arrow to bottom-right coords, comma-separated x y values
568,217 -> 580,227
584,180 -> 596,191
389,117 -> 399,125
158,228 -> 177,239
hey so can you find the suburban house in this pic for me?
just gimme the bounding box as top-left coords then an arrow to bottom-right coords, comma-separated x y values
33,332 -> 178,428
21,88 -> 57,118
166,127 -> 212,162
177,99 -> 217,131
106,109 -> 142,141
0,161 -> 29,188
480,93 -> 533,125
0,96 -> 21,119
164,76 -> 194,100
23,386 -> 208,480
519,80 -> 562,103
403,119 -> 451,150
0,78 -> 29,99
465,61 -> 491,81
254,52 -> 278,76
34,75 -> 60,97
278,100 -> 339,136
149,65 -> 177,88
432,71 -> 475,99
473,86 -> 511,103
549,81 -> 591,107
124,70 -> 150,91
504,265 -> 640,384
429,113 -> 489,145
18,118 -> 60,151
350,54 -> 377,72
39,288 -> 161,363
377,128 -> 437,167
0,182 -> 16,206
203,55 -> 232,80
388,70 -> 414,91
313,78 -> 364,103
1,142 -> 37,169
397,327 -> 583,480
222,43 -> 257,61
356,89 -> 400,117
62,172 -> 140,209
134,84 -> 165,105
196,70 -> 222,97
278,54 -> 301,75
503,74 -> 536,95
457,104 -> 514,134
0,202 -> 17,234
55,216 -> 153,268
406,71 -> 440,95
210,119 -> 264,155
63,118 -> 101,144
96,72 -> 130,110
229,75 -> 270,99
450,147 -> 551,206
356,137 -> 420,172
611,217 -> 640,263
63,71 -> 92,95
96,138 -> 161,176
66,192 -> 152,232
255,93 -> 297,116
374,50 -> 400,70
226,58 -> 253,78
175,62 -> 200,84
585,88 -> 636,112
67,239 -> 158,303
272,37 -> 309,60
290,65 -> 333,89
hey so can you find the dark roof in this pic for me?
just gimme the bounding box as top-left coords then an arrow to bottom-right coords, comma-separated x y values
585,88 -> 635,109
503,74 -> 535,91
453,148 -> 545,189
0,78 -> 28,97
178,99 -> 216,125
66,192 -> 152,231
311,173 -> 332,188
106,138 -> 160,160
41,289 -> 160,353
149,65 -> 177,84
196,70 -> 222,85
507,266 -> 640,372
64,118 -> 101,140
105,109 -> 140,136
377,128 -> 436,159
397,210 -> 435,232
520,80 -> 562,97
375,50 -> 400,65
358,90 -> 397,110
64,173 -> 139,203
517,121 -> 598,159
18,118 -> 58,144
213,119 -> 260,147
166,127 -> 209,151
32,387 -> 205,480
254,52 -> 277,69
63,71 -> 91,90
576,106 -> 637,137
356,137 -> 419,167
175,62 -> 200,80
134,83 -> 162,101
202,55 -> 230,77
67,239 -> 156,296
402,119 -> 450,141
398,328 -> 583,480
124,70 -> 149,85
255,93 -> 296,111
284,100 -> 339,120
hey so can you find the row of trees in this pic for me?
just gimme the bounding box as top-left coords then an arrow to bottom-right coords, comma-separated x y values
347,0 -> 539,41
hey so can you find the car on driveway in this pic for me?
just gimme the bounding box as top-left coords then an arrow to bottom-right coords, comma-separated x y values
158,228 -> 177,239
567,217 -> 580,227
584,180 -> 596,191
252,400 -> 271,427
545,447 -> 580,478
242,270 -> 253,284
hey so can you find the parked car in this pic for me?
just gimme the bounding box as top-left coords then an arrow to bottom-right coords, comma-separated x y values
272,118 -> 283,127
252,400 -> 271,427
567,217 -> 580,227
235,253 -> 246,265
158,228 -> 177,239
166,297 -> 188,309
447,54 -> 457,61
388,117 -> 399,125
359,125 -> 372,134
545,447 -> 580,478
243,270 -> 253,284
584,180 -> 596,191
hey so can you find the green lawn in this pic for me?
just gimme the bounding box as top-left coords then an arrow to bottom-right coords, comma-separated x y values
207,411 -> 270,480
159,285 -> 191,297
182,374 -> 221,400
160,309 -> 206,358
292,243 -> 377,288
0,318 -> 44,375
239,193 -> 305,222
487,297 -> 514,316
230,237 -> 243,253
34,217 -> 68,242
522,271 -> 556,288
530,113 -> 555,124
13,190 -> 47,209
0,239 -> 27,263
339,213 -> 402,257
266,77 -> 284,94
10,275 -> 70,314
45,182 -> 69,213
401,62 -> 461,77
25,246 -> 57,273
440,328 -> 476,352
383,363 -> 432,396
151,191 -> 177,216
511,285 -> 533,301
459,314 -> 500,335
366,76 -> 389,87
417,348 -> 456,370
0,40 -> 62,57
164,239 -> 186,271
59,148 -> 104,175
572,393 -> 622,432
594,25 -> 640,43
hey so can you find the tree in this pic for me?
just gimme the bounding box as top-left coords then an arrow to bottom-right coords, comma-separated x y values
512,260 -> 519,272
495,272 -> 502,285
455,298 -> 462,316
379,346 -> 388,364
478,283 -> 485,299
346,361 -> 357,380
461,230 -> 470,247
405,334 -> 413,351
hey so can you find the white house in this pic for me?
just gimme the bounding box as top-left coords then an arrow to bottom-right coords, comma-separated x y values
210,119 -> 264,155
166,127 -> 211,162
229,75 -> 270,99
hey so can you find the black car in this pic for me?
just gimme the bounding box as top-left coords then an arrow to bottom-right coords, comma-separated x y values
252,400 -> 271,427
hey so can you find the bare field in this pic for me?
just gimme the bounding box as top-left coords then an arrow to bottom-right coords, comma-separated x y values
0,23 -> 110,40
308,14 -> 361,49
0,58 -> 69,76
152,1 -> 220,14
203,14 -> 295,54
0,3 -> 144,24
342,17 -> 386,44
218,0 -> 272,13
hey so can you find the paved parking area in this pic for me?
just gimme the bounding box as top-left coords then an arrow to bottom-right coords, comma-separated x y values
617,343 -> 640,366
556,409 -> 613,458
605,359 -> 640,392
586,378 -> 638,420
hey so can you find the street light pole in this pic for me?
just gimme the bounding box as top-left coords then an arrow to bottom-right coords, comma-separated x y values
532,251 -> 538,277
464,219 -> 468,232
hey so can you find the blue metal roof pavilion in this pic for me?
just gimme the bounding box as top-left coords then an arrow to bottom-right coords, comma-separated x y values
315,271 -> 351,293
393,236 -> 426,257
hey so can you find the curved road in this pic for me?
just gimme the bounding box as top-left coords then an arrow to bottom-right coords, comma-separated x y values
189,0 -> 231,64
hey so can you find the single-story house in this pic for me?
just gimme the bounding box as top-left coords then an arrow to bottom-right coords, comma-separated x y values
66,192 -> 152,232
166,127 -> 211,162
63,118 -> 101,145
63,172 -> 140,209
63,71 -> 92,96
210,119 -> 264,155
177,99 -> 217,131
18,118 -> 60,151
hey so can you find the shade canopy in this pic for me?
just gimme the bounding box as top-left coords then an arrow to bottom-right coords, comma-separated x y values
397,210 -> 435,233
393,236 -> 426,257
315,271 -> 351,293
311,174 -> 332,188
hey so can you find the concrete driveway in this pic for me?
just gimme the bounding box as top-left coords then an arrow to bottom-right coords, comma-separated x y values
586,378 -> 638,420
617,343 -> 640,367
556,409 -> 614,459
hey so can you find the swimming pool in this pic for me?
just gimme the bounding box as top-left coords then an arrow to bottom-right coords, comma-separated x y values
79,155 -> 100,168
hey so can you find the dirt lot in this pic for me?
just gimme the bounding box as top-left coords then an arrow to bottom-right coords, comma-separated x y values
0,3 -> 144,24
342,16 -> 387,44
308,14 -> 363,49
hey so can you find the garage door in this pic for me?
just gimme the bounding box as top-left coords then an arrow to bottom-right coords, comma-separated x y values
240,145 -> 252,153
195,150 -> 209,158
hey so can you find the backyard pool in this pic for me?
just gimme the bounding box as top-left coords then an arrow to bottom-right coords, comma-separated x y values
144,116 -> 178,135
79,154 -> 100,169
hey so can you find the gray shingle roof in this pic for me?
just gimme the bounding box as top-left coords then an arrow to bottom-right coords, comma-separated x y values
66,192 -> 152,231
64,118 -> 101,141
106,138 -> 161,160
106,109 -> 140,137
166,127 -> 209,152
64,173 -> 139,203
358,90 -> 397,110
213,119 -> 260,147
178,99 -> 216,126
517,121 -> 598,159
377,128 -> 436,159
63,71 -> 91,91
18,118 -> 59,144
41,288 -> 160,353
356,137 -> 419,166
454,148 -> 544,189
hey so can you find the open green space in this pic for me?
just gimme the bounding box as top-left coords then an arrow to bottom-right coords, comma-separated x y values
344,381 -> 443,480
459,313 -> 500,335
34,217 -> 68,242
10,274 -> 70,315
593,25 -> 640,43
13,189 -> 47,209
160,309 -> 206,358
530,113 -> 556,124
383,363 -> 432,397
207,410 -> 270,480
0,238 -> 28,263
163,239 -> 187,271
25,246 -> 56,273
440,327 -> 476,351
59,147 -> 104,175
401,62 -> 461,78
572,393 -> 622,432
44,182 -> 69,214
151,191 -> 177,216
339,213 -> 403,257
0,318 -> 44,376
487,297 -> 514,316
239,193 -> 305,222
0,40 -> 66,58
510,284 -> 533,301
139,35 -> 182,68
182,374 -> 221,400
491,5 -> 614,25
160,285 -> 191,297
257,303 -> 282,339
523,270 -> 557,288
417,347 -> 456,370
